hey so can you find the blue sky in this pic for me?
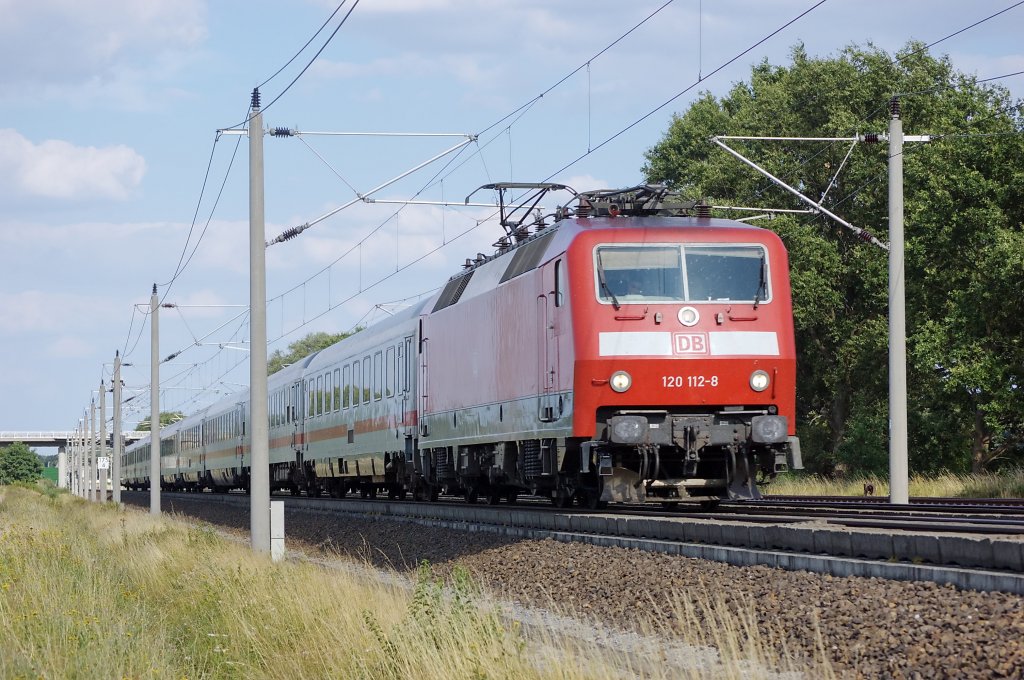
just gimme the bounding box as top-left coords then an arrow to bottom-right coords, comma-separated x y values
1,0 -> 1021,439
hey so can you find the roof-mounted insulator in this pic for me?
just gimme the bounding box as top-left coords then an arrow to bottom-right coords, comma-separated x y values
474,253 -> 487,265
251,88 -> 261,109
576,200 -> 592,218
696,203 -> 712,219
890,96 -> 901,118
463,258 -> 473,269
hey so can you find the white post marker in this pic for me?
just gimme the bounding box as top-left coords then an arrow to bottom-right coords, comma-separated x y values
270,500 -> 285,562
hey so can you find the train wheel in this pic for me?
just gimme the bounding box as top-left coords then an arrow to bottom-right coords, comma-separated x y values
551,491 -> 573,508
465,488 -> 479,504
487,491 -> 502,505
429,487 -> 440,502
660,501 -> 680,511
505,490 -> 518,505
699,499 -> 721,511
577,488 -> 608,510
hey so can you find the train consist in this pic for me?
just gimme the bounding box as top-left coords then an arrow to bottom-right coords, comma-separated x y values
123,184 -> 802,508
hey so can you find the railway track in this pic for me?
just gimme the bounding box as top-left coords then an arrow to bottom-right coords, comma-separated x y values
122,490 -> 1024,594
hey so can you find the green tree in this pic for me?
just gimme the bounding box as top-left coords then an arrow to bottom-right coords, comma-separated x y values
0,442 -> 43,484
644,42 -> 1024,474
135,411 -> 186,431
268,328 -> 363,375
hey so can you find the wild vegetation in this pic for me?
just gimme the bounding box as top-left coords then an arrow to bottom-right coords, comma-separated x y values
645,42 -> 1024,476
771,468 -> 1024,499
0,485 -> 822,679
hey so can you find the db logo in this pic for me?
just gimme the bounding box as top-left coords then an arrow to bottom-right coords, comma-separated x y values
674,333 -> 708,355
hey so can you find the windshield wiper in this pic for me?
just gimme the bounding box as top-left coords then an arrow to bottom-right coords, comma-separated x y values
596,252 -> 621,310
753,253 -> 767,310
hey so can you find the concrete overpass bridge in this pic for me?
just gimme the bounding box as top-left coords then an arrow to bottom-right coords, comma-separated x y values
0,431 -> 146,450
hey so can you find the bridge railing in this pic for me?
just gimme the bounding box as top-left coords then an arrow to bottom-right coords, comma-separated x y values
0,431 -> 145,442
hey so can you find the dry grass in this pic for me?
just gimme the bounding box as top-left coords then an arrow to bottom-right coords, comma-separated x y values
768,469 -> 1024,498
1,484 -> 821,678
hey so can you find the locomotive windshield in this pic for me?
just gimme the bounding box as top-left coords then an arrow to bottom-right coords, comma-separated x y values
594,244 -> 769,303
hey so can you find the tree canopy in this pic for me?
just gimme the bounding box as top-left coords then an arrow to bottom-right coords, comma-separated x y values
135,411 -> 186,431
644,42 -> 1024,475
0,442 -> 43,484
268,329 -> 363,375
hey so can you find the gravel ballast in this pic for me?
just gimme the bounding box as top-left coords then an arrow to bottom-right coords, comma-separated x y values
128,495 -> 1024,678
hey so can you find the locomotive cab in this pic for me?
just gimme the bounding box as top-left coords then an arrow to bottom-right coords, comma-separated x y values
566,189 -> 801,505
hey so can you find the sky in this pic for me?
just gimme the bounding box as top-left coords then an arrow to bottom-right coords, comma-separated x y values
1,0 -> 1021,442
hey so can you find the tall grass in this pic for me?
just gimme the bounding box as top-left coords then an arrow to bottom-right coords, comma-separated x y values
0,485 -> 822,678
769,469 -> 1024,498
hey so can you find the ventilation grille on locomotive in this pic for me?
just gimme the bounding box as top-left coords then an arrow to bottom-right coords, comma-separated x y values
432,271 -> 474,312
499,232 -> 555,283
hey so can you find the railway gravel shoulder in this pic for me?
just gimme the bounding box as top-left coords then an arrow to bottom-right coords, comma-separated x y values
123,492 -> 1024,678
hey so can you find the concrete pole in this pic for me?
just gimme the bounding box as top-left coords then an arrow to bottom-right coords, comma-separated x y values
888,97 -> 909,505
73,419 -> 79,493
151,284 -> 161,515
99,379 -> 108,503
90,398 -> 97,502
57,444 -> 67,489
67,429 -> 74,493
113,351 -> 123,504
249,89 -> 271,554
79,416 -> 86,498
73,422 -> 79,496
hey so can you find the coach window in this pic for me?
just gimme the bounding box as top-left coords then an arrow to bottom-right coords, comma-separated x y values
333,368 -> 341,411
326,372 -> 334,413
343,364 -> 351,408
354,360 -> 362,403
316,376 -> 323,416
386,346 -> 395,398
362,356 -> 371,404
373,351 -> 383,401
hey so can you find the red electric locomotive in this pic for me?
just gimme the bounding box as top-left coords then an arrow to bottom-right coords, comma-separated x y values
123,183 -> 802,508
418,184 -> 801,507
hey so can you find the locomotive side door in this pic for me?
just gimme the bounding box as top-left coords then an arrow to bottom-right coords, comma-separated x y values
537,259 -> 561,422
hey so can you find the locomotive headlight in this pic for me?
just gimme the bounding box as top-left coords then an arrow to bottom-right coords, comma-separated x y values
749,370 -> 770,392
677,306 -> 700,327
609,370 -> 632,393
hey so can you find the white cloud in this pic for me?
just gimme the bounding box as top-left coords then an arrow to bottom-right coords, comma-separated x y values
0,130 -> 146,201
0,290 -> 117,335
47,336 -> 93,359
0,0 -> 206,94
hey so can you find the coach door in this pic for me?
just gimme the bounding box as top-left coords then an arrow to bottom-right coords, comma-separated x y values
291,380 -> 307,453
400,335 -> 415,437
235,403 -> 246,470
